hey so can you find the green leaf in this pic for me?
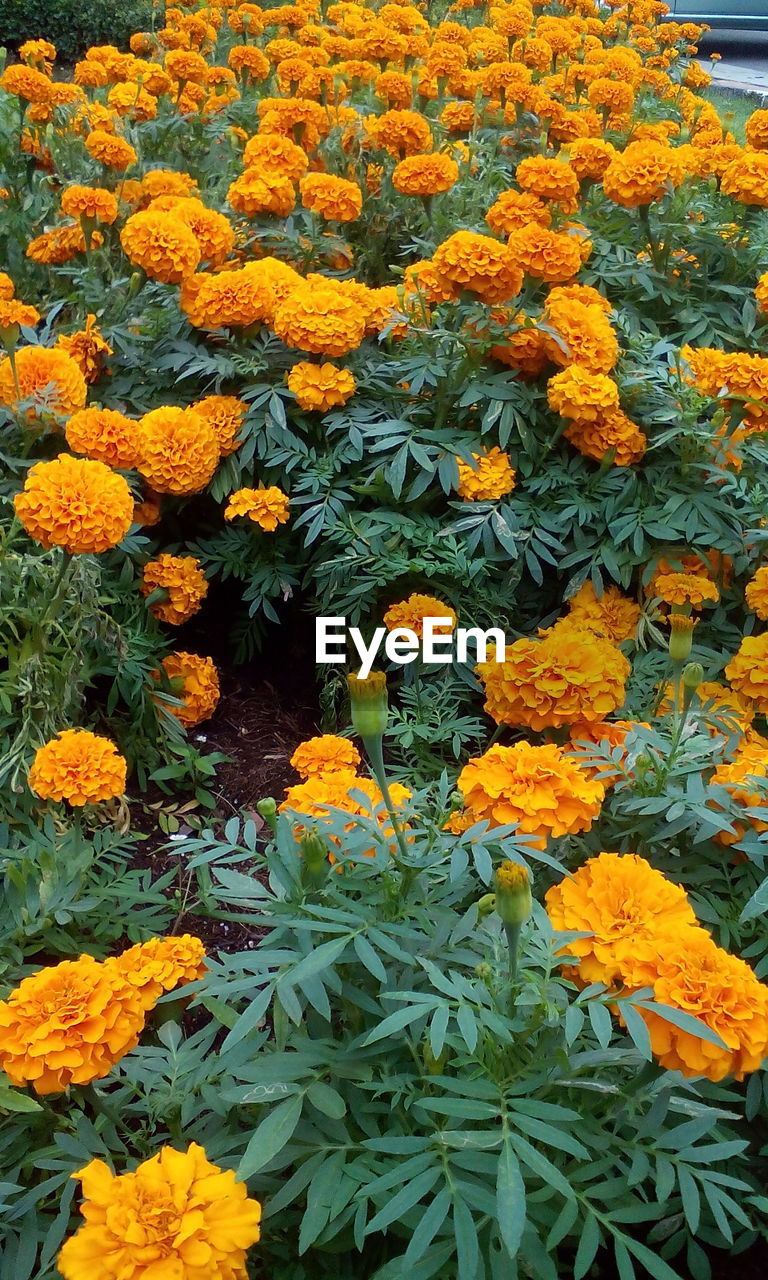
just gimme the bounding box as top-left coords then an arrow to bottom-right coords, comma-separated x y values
0,1085 -> 43,1114
360,1004 -> 429,1046
404,1187 -> 452,1264
306,1080 -> 347,1119
496,1140 -> 526,1260
237,1094 -> 303,1179
573,1213 -> 600,1280
453,1193 -> 479,1280
365,1167 -> 441,1235
282,935 -> 350,988
632,999 -> 727,1050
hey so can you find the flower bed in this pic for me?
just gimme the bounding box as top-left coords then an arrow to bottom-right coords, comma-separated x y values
2,2 -> 768,1278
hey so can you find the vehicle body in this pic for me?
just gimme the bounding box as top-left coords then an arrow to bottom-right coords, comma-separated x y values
667,0 -> 768,30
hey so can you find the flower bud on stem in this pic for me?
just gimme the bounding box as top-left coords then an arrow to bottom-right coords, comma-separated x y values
347,670 -> 411,871
494,861 -> 532,984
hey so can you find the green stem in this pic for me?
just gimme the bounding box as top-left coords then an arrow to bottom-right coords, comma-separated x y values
504,922 -> 521,983
362,732 -> 411,866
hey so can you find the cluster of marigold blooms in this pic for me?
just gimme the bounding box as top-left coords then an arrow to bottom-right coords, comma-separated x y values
546,852 -> 768,1083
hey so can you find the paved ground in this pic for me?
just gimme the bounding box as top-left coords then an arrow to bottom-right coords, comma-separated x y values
699,27 -> 768,95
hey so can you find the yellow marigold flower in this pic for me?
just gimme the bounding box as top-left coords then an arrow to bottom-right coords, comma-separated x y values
121,209 -> 201,284
74,59 -> 109,88
566,581 -> 641,643
602,141 -> 682,207
181,260 -> 285,331
141,554 -> 209,625
711,742 -> 768,846
287,361 -> 356,411
441,100 -> 475,133
107,82 -> 158,122
155,652 -> 220,728
383,592 -> 456,636
0,299 -> 40,331
564,411 -> 647,467
545,851 -> 701,988
639,931 -> 768,1081
29,728 -> 127,806
365,107 -> 433,157
746,109 -> 768,151
224,486 -> 290,531
280,769 -> 411,863
547,367 -> 620,422
508,223 -> 583,284
14,456 -> 133,553
543,295 -> 619,373
138,406 -> 220,495
58,1143 -> 262,1280
165,48 -> 209,83
0,64 -> 53,103
150,196 -> 234,267
60,184 -> 119,224
565,137 -> 617,181
453,741 -> 604,848
291,734 -> 362,778
456,447 -> 516,500
190,395 -> 248,456
85,129 -> 137,171
0,272 -> 14,300
273,279 -> 366,357
516,155 -> 580,211
485,188 -> 551,237
0,954 -> 145,1094
745,565 -> 768,619
300,172 -> 363,221
108,934 -> 207,1009
229,43 -> 271,81
227,167 -> 297,217
726,634 -> 768,713
140,168 -> 198,202
756,273 -> 768,317
478,628 -> 630,731
548,283 -> 613,315
243,132 -> 308,179
432,230 -> 523,304
0,345 -> 87,418
55,315 -> 113,383
65,407 -> 140,470
654,572 -> 719,608
19,38 -> 56,73
721,151 -> 768,207
392,152 -> 459,196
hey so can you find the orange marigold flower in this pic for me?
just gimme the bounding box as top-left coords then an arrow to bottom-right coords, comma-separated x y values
140,169 -> 198,202
746,109 -> 768,151
432,230 -> 523,304
108,935 -> 207,1009
26,223 -> 103,266
564,411 -> 647,467
55,314 -> 113,383
19,38 -> 56,73
602,141 -> 682,207
452,741 -> 604,848
0,299 -> 40,331
711,742 -> 768,846
151,196 -> 234,267
485,188 -> 551,237
60,184 -> 119,224
726,634 -> 768,713
545,852 -> 700,988
14,456 -> 133,553
565,137 -> 617,181
456,447 -> 516,500
0,345 -> 87,418
190,395 -> 248,456
639,931 -> 768,1081
0,954 -> 145,1094
547,367 -> 620,422
138,406 -> 220,496
721,151 -> 768,207
287,361 -> 356,411
291,734 -> 361,778
65,407 -> 140,470
227,167 -> 297,218
273,278 -> 366,356
566,581 -> 641,643
243,132 -> 308,179
745,565 -> 768,619
224,486 -> 290,531
229,43 -> 271,81
85,129 -> 137,171
756,273 -> 768,317
165,48 -> 209,83
0,272 -> 15,300
300,172 -> 362,222
478,628 -> 630,730
58,1143 -> 262,1280
384,593 -> 456,636
508,223 -> 583,284
181,260 -> 285,330
365,108 -> 433,157
29,728 -> 127,806
392,152 -> 459,196
121,209 -> 201,283
515,155 -> 580,211
654,572 -> 719,608
280,769 -> 411,862
141,554 -> 208,625
155,652 -> 220,728
0,64 -> 53,103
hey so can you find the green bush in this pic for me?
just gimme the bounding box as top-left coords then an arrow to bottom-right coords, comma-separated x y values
0,0 -> 156,64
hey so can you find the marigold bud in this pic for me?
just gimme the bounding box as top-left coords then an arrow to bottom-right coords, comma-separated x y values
493,861 -> 532,926
682,661 -> 704,691
668,612 -> 695,663
477,892 -> 497,918
347,670 -> 388,739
